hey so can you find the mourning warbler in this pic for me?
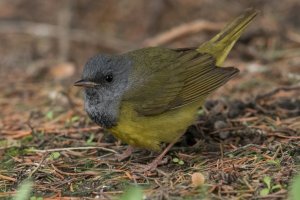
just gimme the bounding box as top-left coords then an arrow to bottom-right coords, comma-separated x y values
74,9 -> 258,153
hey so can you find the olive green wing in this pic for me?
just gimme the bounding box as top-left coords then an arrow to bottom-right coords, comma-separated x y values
124,47 -> 239,116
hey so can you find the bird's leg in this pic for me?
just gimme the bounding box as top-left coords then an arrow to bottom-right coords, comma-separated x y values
116,146 -> 134,161
140,135 -> 182,172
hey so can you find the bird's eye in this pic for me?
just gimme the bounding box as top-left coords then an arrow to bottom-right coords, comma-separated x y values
105,74 -> 113,82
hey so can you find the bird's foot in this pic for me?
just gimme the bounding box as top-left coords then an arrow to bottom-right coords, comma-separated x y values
136,159 -> 160,173
135,136 -> 181,173
116,146 -> 134,161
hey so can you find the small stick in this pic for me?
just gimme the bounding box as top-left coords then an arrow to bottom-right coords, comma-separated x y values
29,152 -> 49,177
255,85 -> 300,101
31,146 -> 118,154
0,174 -> 17,182
1,126 -> 102,139
143,20 -> 225,46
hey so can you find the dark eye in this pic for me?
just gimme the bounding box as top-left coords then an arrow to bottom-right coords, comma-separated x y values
105,74 -> 113,82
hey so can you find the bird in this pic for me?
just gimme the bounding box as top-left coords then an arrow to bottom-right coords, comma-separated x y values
74,8 -> 258,171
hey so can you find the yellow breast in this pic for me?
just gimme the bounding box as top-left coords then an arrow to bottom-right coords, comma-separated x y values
109,101 -> 203,151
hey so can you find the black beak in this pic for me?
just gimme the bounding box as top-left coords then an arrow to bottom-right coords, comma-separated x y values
74,79 -> 99,88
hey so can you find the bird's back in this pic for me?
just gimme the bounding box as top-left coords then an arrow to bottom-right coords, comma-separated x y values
108,9 -> 259,150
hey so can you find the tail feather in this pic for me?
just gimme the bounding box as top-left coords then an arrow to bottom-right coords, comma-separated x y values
197,8 -> 259,66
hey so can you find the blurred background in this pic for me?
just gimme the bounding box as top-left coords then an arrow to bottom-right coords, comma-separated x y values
1,0 -> 300,139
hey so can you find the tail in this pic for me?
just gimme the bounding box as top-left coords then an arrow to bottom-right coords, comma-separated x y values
197,8 -> 259,66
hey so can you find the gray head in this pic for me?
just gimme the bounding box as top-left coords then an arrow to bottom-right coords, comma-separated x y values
74,54 -> 132,128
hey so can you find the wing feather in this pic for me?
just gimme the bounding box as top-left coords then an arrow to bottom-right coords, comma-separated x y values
125,47 -> 239,116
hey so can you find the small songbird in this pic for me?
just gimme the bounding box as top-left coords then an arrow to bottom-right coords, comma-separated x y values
74,9 -> 258,170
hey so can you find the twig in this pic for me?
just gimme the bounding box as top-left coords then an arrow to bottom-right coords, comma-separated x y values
0,174 -> 17,182
210,126 -> 247,135
255,85 -> 300,101
30,146 -> 118,154
51,164 -> 99,176
271,145 -> 282,160
29,152 -> 49,177
224,144 -> 263,156
143,20 -> 225,46
41,126 -> 102,134
0,192 -> 17,197
1,126 -> 102,138
268,133 -> 300,139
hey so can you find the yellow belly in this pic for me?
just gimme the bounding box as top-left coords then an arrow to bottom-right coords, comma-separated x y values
109,101 -> 204,151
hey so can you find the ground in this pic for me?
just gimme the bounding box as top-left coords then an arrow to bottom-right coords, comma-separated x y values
0,0 -> 300,199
